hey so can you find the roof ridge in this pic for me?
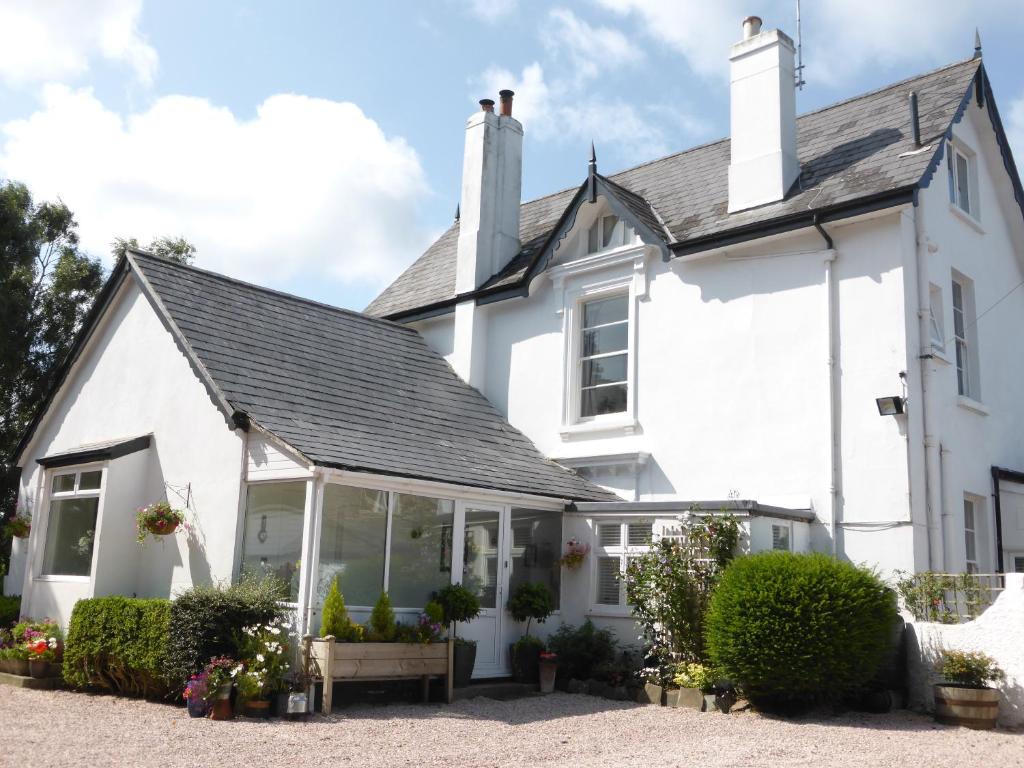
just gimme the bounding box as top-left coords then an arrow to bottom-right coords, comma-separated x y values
129,249 -> 418,334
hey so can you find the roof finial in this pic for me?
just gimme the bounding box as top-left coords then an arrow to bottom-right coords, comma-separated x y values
974,27 -> 982,59
587,142 -> 598,204
454,203 -> 460,223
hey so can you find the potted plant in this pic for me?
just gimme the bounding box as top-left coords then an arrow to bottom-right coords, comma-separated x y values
4,513 -> 30,539
670,661 -> 714,710
26,634 -> 62,678
933,649 -> 1004,730
135,501 -> 187,543
183,671 -> 211,717
559,539 -> 590,570
204,656 -> 241,720
236,619 -> 291,717
435,583 -> 481,688
507,581 -> 554,684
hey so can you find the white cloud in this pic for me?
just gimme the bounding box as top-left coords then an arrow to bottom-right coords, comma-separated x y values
0,86 -> 431,288
1008,96 -> 1024,170
598,0 -> 1020,83
0,0 -> 157,86
463,0 -> 518,23
542,8 -> 641,84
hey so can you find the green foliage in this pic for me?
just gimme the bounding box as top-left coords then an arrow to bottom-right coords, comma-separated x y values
894,571 -> 994,623
319,576 -> 362,641
546,621 -> 618,681
63,597 -> 172,699
706,552 -> 897,707
673,662 -> 716,691
0,595 -> 20,628
165,576 -> 287,690
622,512 -> 740,668
434,583 -> 481,640
939,649 -> 1004,688
423,600 -> 444,626
111,235 -> 196,265
368,592 -> 396,641
507,581 -> 555,635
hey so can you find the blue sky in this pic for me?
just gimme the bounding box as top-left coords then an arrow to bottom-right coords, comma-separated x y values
1,0 -> 1022,311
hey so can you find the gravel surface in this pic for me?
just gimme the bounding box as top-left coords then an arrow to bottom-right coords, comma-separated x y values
0,687 -> 1020,768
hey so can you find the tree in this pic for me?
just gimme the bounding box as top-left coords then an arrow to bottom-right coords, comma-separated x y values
0,180 -> 104,572
112,235 -> 196,265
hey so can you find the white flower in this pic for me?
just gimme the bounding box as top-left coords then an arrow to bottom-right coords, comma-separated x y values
256,654 -> 265,663
47,637 -> 58,649
270,627 -> 281,635
230,667 -> 240,677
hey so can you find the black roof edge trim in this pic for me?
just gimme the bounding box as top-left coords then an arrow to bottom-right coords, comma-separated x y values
12,259 -> 132,467
918,65 -> 977,193
979,66 -> 1024,228
993,465 -> 1024,484
313,459 -> 607,503
668,187 -> 916,258
38,435 -> 152,468
232,411 -> 251,431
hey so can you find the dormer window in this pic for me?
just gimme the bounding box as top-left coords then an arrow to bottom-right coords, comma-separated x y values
587,214 -> 635,254
947,142 -> 978,219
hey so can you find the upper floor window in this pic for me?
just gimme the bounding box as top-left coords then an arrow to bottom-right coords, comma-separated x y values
951,273 -> 980,400
579,295 -> 628,418
928,283 -> 945,352
947,143 -> 977,219
587,214 -> 635,255
41,467 -> 104,578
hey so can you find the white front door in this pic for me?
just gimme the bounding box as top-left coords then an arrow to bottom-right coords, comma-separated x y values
454,502 -> 510,678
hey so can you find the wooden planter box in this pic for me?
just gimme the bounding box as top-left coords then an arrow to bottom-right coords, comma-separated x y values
303,635 -> 454,712
934,684 -> 1000,730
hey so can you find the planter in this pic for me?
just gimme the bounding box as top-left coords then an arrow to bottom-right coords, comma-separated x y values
243,698 -> 271,717
665,687 -> 704,710
10,659 -> 30,676
286,692 -> 309,716
934,684 -> 1000,730
271,691 -> 291,717
453,641 -> 477,688
210,698 -> 234,720
637,682 -> 664,705
510,643 -> 540,684
538,660 -> 557,694
145,518 -> 179,536
186,697 -> 210,718
28,660 -> 59,679
0,659 -> 18,675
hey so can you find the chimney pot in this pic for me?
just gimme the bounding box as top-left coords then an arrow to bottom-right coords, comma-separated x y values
742,15 -> 763,39
479,99 -> 495,113
499,89 -> 514,117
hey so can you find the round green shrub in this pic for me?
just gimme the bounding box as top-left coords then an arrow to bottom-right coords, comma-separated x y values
507,581 -> 555,635
705,552 -> 897,707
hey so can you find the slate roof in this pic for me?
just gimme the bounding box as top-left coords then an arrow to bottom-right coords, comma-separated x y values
367,58 -> 982,319
127,251 -> 615,502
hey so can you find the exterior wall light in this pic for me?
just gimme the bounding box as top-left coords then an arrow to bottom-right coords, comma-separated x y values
876,396 -> 905,416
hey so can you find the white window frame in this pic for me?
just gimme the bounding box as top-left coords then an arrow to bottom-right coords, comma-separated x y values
771,523 -> 792,552
35,463 -> 107,583
928,283 -> 946,354
951,271 -> 981,402
586,214 -> 636,256
589,518 -> 653,615
947,139 -> 980,222
963,493 -> 990,574
577,294 -> 630,421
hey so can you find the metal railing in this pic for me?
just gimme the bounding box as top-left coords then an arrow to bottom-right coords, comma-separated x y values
893,571 -> 1005,624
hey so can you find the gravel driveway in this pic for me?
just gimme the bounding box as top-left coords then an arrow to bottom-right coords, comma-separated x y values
0,687 -> 1019,768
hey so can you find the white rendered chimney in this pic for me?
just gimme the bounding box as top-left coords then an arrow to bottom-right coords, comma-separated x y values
454,91 -> 523,294
727,17 -> 800,213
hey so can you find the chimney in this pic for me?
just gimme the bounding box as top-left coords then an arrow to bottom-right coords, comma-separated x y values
727,16 -> 800,213
455,92 -> 523,295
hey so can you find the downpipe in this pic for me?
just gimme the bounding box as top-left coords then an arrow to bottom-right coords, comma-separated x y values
814,216 -> 840,558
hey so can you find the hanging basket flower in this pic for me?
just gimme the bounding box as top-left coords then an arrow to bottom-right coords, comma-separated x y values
136,501 -> 187,543
5,515 -> 31,539
560,539 -> 591,569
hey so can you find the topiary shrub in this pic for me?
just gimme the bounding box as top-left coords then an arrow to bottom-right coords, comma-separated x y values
165,575 -> 287,691
507,581 -> 555,636
705,552 -> 897,709
546,620 -> 617,682
63,596 -> 172,699
368,591 -> 396,641
434,583 -> 480,642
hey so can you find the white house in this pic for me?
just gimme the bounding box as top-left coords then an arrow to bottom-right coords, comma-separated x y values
6,18 -> 1024,680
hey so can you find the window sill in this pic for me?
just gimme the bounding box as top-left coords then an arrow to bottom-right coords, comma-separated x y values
924,347 -> 951,365
560,416 -> 640,441
586,608 -> 634,619
33,575 -> 91,584
957,396 -> 990,416
948,203 -> 985,234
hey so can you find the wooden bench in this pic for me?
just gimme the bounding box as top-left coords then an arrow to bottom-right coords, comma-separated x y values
302,635 -> 454,712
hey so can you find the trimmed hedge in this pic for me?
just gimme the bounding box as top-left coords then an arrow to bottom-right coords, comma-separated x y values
165,577 -> 287,691
705,552 -> 897,708
63,596 -> 172,699
0,595 -> 20,628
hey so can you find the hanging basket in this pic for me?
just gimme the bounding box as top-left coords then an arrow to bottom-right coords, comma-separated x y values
145,518 -> 180,536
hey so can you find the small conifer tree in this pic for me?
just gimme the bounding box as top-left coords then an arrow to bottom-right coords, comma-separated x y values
369,591 -> 396,641
320,576 -> 350,638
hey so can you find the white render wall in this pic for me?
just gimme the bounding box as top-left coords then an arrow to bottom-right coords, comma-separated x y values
905,573 -> 1024,727
16,279 -> 245,626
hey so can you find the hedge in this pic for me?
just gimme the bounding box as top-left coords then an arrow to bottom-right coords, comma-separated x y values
63,596 -> 172,699
705,552 -> 897,708
165,576 -> 288,691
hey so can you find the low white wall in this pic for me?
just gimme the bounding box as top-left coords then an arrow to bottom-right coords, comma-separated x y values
905,573 -> 1024,727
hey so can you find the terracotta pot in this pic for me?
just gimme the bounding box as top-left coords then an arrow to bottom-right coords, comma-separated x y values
538,660 -> 557,694
145,518 -> 179,536
210,698 -> 234,720
243,698 -> 271,717
934,684 -> 999,730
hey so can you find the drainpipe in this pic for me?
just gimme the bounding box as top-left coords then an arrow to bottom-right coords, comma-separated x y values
814,216 -> 840,557
912,205 -> 944,571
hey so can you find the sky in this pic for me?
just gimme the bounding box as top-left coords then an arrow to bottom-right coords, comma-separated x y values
1,0 -> 1022,311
